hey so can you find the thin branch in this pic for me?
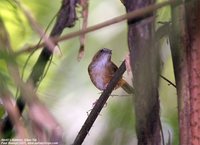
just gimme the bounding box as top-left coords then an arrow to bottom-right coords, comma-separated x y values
72,61 -> 126,145
160,75 -> 176,88
15,0 -> 179,55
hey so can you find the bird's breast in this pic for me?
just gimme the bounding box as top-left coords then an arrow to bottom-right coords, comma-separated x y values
88,63 -> 110,90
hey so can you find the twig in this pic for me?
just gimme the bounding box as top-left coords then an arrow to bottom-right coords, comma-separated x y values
155,23 -> 176,89
160,75 -> 176,88
72,61 -> 126,145
15,0 -> 178,55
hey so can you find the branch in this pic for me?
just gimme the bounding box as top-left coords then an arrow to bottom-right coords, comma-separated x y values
124,0 -> 163,144
160,75 -> 176,88
72,61 -> 126,145
15,0 -> 178,55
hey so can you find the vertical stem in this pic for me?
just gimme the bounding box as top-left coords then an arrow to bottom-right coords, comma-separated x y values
123,0 -> 161,144
170,0 -> 200,144
170,2 -> 189,144
185,1 -> 200,144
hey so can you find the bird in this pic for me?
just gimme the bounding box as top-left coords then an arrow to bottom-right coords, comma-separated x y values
88,48 -> 134,94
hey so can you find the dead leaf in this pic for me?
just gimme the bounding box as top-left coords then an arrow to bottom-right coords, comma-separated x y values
78,0 -> 89,61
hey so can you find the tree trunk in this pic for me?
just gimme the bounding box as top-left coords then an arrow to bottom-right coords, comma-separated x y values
123,0 -> 161,145
170,0 -> 200,144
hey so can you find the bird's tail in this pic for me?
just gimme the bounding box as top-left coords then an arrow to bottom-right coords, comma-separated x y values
119,79 -> 134,94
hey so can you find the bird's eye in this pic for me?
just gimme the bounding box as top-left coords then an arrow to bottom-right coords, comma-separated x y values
100,49 -> 104,52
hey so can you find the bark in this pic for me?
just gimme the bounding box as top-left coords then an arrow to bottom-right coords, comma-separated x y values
123,0 -> 161,145
170,0 -> 200,144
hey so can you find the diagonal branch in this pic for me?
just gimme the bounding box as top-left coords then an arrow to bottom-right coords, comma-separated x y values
72,61 -> 126,145
160,75 -> 176,88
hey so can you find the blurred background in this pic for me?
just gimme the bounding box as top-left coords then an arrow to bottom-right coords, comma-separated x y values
0,0 -> 178,144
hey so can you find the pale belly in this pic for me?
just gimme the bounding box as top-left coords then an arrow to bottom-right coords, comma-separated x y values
89,67 -> 108,90
94,74 -> 106,90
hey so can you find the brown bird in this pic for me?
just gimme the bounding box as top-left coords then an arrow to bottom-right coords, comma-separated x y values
88,48 -> 134,94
